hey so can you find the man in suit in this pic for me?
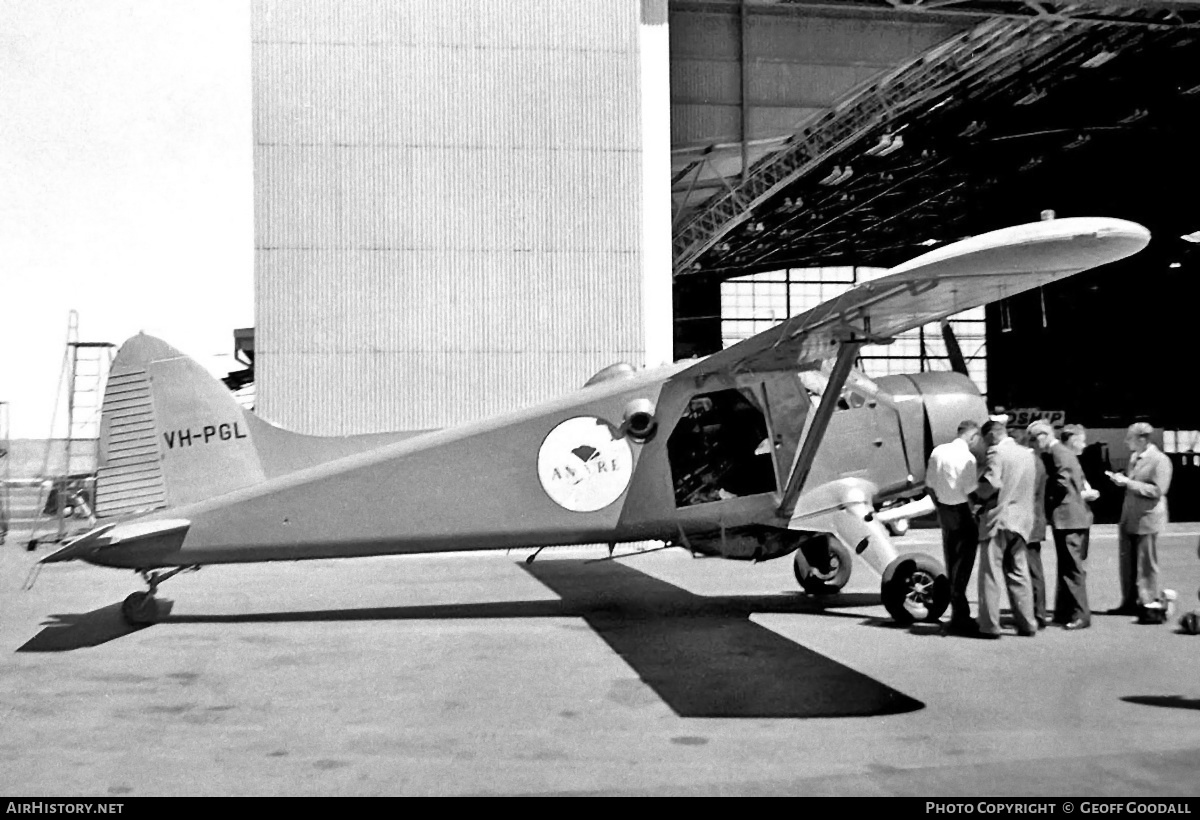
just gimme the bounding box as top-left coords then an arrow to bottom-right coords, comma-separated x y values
1029,421 -> 1096,630
1026,437 -> 1050,629
972,419 -> 1038,638
1108,422 -> 1174,615
926,420 -> 982,632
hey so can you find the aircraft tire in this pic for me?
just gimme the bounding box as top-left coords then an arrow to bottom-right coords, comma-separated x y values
881,553 -> 950,624
121,592 -> 159,627
792,535 -> 852,595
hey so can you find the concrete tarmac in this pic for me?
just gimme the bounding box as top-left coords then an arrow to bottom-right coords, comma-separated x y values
1,525 -> 1198,796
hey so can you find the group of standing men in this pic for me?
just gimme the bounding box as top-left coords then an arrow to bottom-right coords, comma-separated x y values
926,419 -> 1173,638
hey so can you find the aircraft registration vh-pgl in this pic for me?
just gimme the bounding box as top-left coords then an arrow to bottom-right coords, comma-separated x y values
41,217 -> 1150,628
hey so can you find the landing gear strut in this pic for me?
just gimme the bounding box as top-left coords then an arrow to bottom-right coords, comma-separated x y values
121,566 -> 198,626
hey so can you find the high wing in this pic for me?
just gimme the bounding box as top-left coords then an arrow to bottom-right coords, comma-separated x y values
679,217 -> 1150,379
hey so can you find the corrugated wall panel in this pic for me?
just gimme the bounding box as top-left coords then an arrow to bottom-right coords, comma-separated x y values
254,46 -> 641,149
256,146 -> 641,251
253,0 -> 652,435
255,0 -> 638,50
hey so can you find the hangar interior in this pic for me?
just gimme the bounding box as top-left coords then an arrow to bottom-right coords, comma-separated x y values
665,0 -> 1200,518
246,0 -> 1199,518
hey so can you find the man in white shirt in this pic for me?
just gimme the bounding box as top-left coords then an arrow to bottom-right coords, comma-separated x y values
926,419 -> 982,631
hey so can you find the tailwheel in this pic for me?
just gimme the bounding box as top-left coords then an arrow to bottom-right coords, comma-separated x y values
792,534 -> 853,595
120,565 -> 198,627
881,553 -> 950,624
121,591 -> 159,626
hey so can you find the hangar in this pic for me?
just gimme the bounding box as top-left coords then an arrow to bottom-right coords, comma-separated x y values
244,0 -> 1199,515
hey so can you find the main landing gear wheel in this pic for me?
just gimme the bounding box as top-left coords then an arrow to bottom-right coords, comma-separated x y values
121,591 -> 159,626
881,553 -> 950,624
792,535 -> 853,595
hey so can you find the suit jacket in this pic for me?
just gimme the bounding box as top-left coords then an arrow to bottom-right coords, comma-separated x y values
1120,444 -> 1173,535
1030,448 -> 1048,544
975,436 -> 1037,542
1044,440 -> 1093,531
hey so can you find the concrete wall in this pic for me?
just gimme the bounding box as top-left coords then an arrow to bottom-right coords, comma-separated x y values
252,0 -> 672,434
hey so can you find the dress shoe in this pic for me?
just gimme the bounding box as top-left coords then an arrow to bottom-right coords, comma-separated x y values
1063,619 -> 1090,631
945,619 -> 980,636
971,630 -> 1001,640
1016,628 -> 1037,637
1036,617 -> 1048,630
1106,606 -> 1138,616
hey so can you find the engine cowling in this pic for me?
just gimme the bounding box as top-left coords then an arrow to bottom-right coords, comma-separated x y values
876,371 -> 988,484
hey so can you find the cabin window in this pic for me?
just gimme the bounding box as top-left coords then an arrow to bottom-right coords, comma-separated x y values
668,388 -> 776,507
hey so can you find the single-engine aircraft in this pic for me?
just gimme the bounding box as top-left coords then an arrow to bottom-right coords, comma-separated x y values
40,217 -> 1150,627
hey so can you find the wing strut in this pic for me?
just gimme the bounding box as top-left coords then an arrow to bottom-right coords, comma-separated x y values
776,338 -> 864,520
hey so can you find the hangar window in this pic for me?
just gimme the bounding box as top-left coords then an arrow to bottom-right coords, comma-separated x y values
668,388 -> 776,507
721,268 -> 988,396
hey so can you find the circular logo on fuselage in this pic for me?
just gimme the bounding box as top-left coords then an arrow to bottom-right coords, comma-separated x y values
537,416 -> 634,512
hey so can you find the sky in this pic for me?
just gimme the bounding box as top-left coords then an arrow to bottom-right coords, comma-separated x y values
0,1 -> 253,439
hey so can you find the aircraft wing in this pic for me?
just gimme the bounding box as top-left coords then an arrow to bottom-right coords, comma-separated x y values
679,217 -> 1150,377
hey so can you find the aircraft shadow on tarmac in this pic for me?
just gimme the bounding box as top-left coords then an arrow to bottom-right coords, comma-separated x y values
18,559 -> 921,719
18,600 -> 175,652
1121,696 -> 1200,711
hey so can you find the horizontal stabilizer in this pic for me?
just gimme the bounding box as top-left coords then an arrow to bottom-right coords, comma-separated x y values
39,524 -> 118,563
39,519 -> 191,566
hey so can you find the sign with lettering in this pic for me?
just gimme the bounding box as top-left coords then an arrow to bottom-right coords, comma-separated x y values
1004,409 -> 1066,429
537,416 -> 633,512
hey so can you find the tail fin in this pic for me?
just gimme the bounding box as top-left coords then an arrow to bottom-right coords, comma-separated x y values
95,334 -> 265,518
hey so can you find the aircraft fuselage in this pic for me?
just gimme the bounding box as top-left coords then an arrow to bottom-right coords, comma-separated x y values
84,362 -> 984,570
